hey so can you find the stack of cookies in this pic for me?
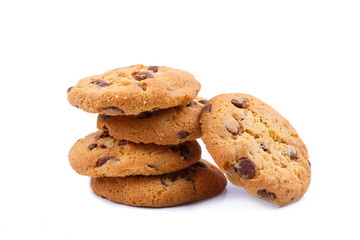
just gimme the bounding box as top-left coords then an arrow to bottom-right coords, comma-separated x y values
67,65 -> 227,207
68,64 -> 312,207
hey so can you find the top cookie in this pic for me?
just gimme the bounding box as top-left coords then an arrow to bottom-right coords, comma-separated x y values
200,93 -> 311,206
67,65 -> 201,115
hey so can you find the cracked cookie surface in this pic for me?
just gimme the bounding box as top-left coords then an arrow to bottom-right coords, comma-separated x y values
200,93 -> 311,206
67,65 -> 201,115
90,159 -> 227,207
68,130 -> 201,177
97,97 -> 207,145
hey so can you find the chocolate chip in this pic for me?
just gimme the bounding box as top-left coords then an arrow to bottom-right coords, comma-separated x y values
224,117 -> 241,135
169,146 -> 179,152
177,131 -> 190,139
97,157 -> 116,167
90,79 -> 110,88
308,160 -> 311,167
171,174 -> 184,182
101,107 -> 125,115
88,143 -> 97,150
171,174 -> 193,183
225,123 -> 241,135
134,71 -> 153,81
75,105 -> 79,108
170,145 -> 193,160
181,168 -> 193,175
137,83 -> 145,91
198,100 -> 208,105
257,189 -> 276,201
90,79 -> 102,84
102,125 -> 108,130
203,104 -> 212,113
195,161 -> 207,168
147,164 -> 159,171
136,112 -> 152,119
91,79 -> 106,84
290,151 -> 298,160
187,101 -> 197,107
98,82 -> 110,88
183,164 -> 199,174
235,158 -> 256,179
231,98 -> 250,108
118,140 -> 127,146
98,131 -> 110,139
67,87 -> 73,93
99,144 -> 107,149
160,176 -> 169,187
148,66 -> 159,73
179,145 -> 193,160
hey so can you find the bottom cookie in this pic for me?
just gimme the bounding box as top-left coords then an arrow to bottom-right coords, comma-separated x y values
90,160 -> 227,207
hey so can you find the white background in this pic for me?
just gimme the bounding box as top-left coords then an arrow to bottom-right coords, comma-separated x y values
1,0 -> 359,239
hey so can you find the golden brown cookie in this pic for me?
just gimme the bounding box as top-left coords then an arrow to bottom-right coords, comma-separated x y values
97,97 -> 207,145
90,160 -> 227,207
200,93 -> 311,206
67,65 -> 201,115
68,130 -> 201,177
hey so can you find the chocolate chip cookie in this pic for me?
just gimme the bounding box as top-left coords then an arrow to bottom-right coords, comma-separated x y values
90,159 -> 227,207
200,93 -> 311,206
67,65 -> 201,115
97,97 -> 207,145
69,130 -> 201,177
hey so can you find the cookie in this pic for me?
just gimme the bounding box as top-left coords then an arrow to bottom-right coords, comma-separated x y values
90,159 -> 227,207
67,65 -> 201,115
97,97 -> 208,145
200,93 -> 311,206
68,130 -> 201,177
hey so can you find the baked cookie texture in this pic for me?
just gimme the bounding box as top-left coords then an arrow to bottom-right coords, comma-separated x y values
69,130 -> 201,177
67,65 -> 201,115
90,159 -> 227,207
200,93 -> 311,206
97,97 -> 208,145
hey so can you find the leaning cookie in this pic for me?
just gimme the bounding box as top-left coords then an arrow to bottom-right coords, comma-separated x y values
69,130 -> 201,177
67,65 -> 201,115
200,93 -> 311,206
97,97 -> 208,145
90,159 -> 227,207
